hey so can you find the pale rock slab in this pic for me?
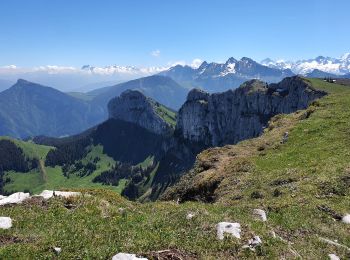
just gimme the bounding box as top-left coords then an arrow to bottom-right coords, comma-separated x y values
112,253 -> 148,260
253,209 -> 267,222
216,222 -> 241,240
37,190 -> 81,199
328,253 -> 340,260
341,214 -> 350,224
0,217 -> 12,229
0,192 -> 30,206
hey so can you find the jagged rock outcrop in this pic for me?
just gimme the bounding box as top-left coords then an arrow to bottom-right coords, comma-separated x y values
108,90 -> 173,136
176,76 -> 326,146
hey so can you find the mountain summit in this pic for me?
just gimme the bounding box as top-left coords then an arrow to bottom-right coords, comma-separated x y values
108,90 -> 175,136
0,79 -> 104,138
160,57 -> 294,92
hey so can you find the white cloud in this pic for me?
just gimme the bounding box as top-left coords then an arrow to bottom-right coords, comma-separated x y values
191,58 -> 202,68
2,65 -> 17,69
169,60 -> 186,67
151,49 -> 161,57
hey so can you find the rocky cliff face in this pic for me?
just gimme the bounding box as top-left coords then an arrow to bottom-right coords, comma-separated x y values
176,76 -> 326,146
108,90 -> 173,136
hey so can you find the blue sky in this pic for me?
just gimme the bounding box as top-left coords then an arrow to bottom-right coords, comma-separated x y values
0,0 -> 349,67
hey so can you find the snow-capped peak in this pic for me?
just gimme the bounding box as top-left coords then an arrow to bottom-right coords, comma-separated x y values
262,52 -> 350,75
341,52 -> 350,61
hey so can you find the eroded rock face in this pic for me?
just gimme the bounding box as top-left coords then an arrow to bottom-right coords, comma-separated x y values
108,90 -> 173,136
176,76 -> 326,146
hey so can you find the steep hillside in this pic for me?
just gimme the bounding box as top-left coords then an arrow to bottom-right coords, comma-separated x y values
163,78 -> 350,257
0,79 -> 104,138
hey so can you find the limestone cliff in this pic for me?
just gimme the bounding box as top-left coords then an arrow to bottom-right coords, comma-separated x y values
176,76 -> 326,146
108,90 -> 174,136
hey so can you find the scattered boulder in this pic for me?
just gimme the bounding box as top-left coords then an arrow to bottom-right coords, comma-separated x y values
243,236 -> 262,251
281,131 -> 289,144
0,217 -> 12,229
216,222 -> 241,240
342,214 -> 350,224
253,209 -> 267,222
54,247 -> 62,254
112,253 -> 148,260
328,253 -> 340,260
186,213 -> 195,220
0,192 -> 30,206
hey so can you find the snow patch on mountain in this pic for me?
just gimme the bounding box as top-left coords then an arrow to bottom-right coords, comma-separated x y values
261,53 -> 350,75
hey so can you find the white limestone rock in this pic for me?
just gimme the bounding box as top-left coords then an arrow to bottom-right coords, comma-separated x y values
38,190 -> 54,199
0,217 -> 12,229
54,191 -> 81,198
112,253 -> 148,260
186,213 -> 195,220
37,190 -> 81,200
0,192 -> 30,206
54,247 -> 62,254
328,253 -> 340,260
216,222 -> 241,240
0,195 -> 7,200
341,214 -> 350,224
253,209 -> 267,222
242,236 -> 262,251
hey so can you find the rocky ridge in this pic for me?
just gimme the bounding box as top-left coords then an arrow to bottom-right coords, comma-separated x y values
108,90 -> 174,136
176,76 -> 326,147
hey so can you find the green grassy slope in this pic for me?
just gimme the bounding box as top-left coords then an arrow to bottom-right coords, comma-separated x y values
1,142 -> 126,194
0,137 -> 52,160
154,103 -> 177,127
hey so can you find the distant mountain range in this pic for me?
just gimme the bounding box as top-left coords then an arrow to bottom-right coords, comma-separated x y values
261,53 -> 350,75
160,57 -> 294,92
0,76 -> 187,138
0,79 -> 104,138
90,75 -> 188,115
1,54 -> 350,139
